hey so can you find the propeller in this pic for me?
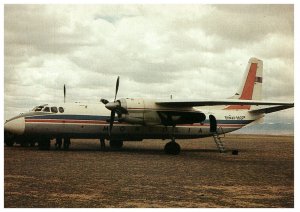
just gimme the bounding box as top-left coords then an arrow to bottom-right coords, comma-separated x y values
101,76 -> 120,138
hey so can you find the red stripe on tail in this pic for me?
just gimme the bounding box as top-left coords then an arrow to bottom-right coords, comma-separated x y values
225,63 -> 258,110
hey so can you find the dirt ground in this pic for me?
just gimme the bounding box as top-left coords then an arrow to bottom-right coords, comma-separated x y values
4,134 -> 294,208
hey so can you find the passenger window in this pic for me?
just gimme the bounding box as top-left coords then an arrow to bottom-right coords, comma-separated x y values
43,107 -> 50,112
59,107 -> 64,113
51,107 -> 58,113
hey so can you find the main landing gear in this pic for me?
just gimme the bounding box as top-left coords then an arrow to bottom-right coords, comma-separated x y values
100,138 -> 106,151
99,139 -> 123,151
63,138 -> 71,150
110,140 -> 123,150
164,139 -> 181,155
55,137 -> 62,150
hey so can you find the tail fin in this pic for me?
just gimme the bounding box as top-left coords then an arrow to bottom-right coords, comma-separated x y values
226,57 -> 263,110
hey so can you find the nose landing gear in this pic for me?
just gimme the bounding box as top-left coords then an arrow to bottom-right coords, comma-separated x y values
4,131 -> 15,147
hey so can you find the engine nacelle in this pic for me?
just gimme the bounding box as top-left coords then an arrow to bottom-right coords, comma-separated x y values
118,114 -> 144,125
117,98 -> 163,125
117,98 -> 206,126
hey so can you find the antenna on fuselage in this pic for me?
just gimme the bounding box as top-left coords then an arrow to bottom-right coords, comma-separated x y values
64,84 -> 66,103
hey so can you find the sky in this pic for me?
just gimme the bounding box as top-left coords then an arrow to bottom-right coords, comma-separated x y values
4,4 -> 294,127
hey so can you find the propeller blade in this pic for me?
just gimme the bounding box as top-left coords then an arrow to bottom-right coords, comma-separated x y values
109,110 -> 116,137
107,76 -> 120,138
64,84 -> 66,103
114,76 -> 120,102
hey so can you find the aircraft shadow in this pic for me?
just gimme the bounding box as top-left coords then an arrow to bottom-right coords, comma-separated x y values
7,146 -> 238,156
55,147 -> 233,156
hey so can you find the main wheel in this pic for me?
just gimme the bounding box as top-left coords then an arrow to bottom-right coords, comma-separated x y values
164,141 -> 181,155
110,140 -> 123,149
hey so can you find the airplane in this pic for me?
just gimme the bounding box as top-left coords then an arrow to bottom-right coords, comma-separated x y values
4,57 -> 294,155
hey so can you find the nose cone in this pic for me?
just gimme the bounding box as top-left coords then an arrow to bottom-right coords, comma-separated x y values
4,117 -> 25,135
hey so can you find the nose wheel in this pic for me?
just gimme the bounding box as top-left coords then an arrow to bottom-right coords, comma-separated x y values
4,131 -> 15,147
164,140 -> 181,155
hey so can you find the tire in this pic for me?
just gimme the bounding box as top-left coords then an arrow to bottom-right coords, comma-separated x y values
110,140 -> 123,149
4,131 -> 15,147
164,141 -> 181,155
232,149 -> 239,155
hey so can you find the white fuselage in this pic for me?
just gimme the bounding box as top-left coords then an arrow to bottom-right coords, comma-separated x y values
5,101 -> 262,141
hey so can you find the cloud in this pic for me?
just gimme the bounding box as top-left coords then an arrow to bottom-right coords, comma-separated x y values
200,5 -> 293,44
4,4 -> 294,123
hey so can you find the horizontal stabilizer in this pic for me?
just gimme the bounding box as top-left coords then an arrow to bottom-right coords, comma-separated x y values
249,105 -> 294,114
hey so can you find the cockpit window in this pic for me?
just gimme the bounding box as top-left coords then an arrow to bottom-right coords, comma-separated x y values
43,107 -> 50,112
51,107 -> 58,113
59,107 -> 64,113
34,106 -> 44,112
33,105 -> 62,113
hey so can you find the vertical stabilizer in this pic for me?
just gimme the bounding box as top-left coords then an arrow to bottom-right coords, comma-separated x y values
226,57 -> 263,110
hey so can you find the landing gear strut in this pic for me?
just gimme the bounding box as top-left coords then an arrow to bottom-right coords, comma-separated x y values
164,125 -> 181,155
164,140 -> 181,155
63,138 -> 71,150
55,137 -> 62,150
100,138 -> 106,151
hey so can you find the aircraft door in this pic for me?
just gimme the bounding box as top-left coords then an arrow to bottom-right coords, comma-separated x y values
209,115 -> 217,133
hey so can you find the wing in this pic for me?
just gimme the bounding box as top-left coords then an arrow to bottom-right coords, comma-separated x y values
156,99 -> 294,108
